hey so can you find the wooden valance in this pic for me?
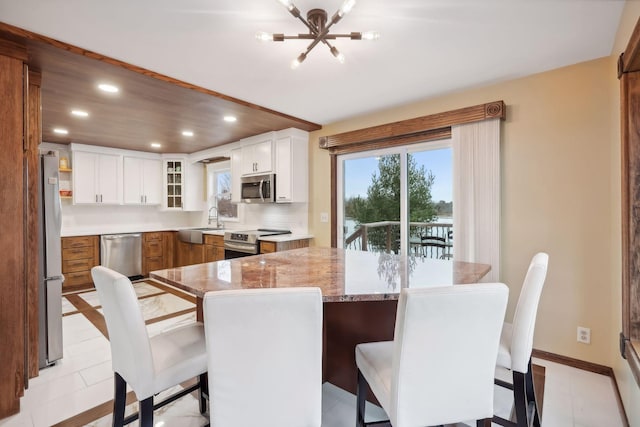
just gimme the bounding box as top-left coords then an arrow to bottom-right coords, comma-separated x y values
319,100 -> 505,154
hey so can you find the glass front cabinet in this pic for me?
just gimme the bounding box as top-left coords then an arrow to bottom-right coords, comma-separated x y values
164,160 -> 183,209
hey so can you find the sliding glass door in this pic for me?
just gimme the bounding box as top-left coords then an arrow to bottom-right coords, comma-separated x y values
338,140 -> 452,257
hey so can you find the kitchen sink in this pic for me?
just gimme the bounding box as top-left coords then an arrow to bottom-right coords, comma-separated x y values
178,227 -> 224,244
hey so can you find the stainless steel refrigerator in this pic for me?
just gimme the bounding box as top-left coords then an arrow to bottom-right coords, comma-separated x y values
38,151 -> 64,368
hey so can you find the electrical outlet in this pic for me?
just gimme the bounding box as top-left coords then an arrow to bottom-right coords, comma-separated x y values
320,212 -> 329,223
577,326 -> 591,344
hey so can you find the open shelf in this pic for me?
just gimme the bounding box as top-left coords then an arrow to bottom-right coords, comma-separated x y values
59,168 -> 72,173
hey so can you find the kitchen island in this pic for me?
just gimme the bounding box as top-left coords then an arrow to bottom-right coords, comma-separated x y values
150,247 -> 491,394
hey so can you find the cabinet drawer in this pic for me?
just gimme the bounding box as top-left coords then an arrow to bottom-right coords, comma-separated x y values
62,235 -> 95,249
204,234 -> 223,246
145,256 -> 164,272
62,258 -> 94,273
63,271 -> 93,287
144,232 -> 163,243
146,241 -> 163,257
63,246 -> 94,260
260,241 -> 277,254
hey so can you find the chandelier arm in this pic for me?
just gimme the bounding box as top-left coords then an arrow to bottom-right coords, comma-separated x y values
295,15 -> 320,36
280,34 -> 357,40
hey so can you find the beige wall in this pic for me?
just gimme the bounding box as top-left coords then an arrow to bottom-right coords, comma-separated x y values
612,4 -> 640,427
309,56 -> 618,364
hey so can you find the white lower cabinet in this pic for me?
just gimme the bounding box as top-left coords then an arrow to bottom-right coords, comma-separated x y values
72,151 -> 122,204
123,157 -> 162,205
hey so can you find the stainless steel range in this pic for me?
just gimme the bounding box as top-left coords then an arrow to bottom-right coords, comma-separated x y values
223,229 -> 291,258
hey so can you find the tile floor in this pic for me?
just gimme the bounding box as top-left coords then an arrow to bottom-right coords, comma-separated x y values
0,280 -> 627,427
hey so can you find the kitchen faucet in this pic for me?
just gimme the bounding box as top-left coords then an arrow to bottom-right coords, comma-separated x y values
208,206 -> 223,228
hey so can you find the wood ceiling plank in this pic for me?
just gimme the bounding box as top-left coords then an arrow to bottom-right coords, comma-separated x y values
0,22 -> 321,154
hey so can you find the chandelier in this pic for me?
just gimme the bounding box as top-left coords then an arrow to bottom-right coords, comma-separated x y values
256,0 -> 380,69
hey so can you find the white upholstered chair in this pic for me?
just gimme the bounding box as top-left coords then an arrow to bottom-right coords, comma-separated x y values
203,287 -> 323,427
91,266 -> 208,427
493,252 -> 549,427
355,283 -> 509,427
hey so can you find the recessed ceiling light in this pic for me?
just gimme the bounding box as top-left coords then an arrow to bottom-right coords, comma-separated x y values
98,83 -> 119,93
223,116 -> 237,123
71,110 -> 89,117
182,130 -> 194,137
150,142 -> 162,148
53,128 -> 68,135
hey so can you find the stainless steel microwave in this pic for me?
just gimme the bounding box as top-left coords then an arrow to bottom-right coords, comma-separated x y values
240,173 -> 276,203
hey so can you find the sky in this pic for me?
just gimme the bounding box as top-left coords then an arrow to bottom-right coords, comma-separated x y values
343,147 -> 452,202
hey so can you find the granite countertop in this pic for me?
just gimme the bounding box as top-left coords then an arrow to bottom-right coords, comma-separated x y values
150,247 -> 491,302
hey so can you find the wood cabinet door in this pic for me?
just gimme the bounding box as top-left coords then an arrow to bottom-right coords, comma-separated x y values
205,244 -> 224,262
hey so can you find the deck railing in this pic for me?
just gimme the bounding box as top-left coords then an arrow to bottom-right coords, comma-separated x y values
344,221 -> 453,258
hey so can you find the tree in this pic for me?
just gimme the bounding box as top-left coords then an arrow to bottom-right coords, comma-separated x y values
346,154 -> 437,251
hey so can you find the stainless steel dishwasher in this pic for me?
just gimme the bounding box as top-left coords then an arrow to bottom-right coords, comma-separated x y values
100,233 -> 142,278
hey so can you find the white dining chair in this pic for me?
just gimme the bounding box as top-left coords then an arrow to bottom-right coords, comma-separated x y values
91,266 -> 208,427
203,287 -> 323,427
493,252 -> 549,427
355,283 -> 509,427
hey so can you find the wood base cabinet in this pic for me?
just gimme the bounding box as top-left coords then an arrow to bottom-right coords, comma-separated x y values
142,232 -> 174,275
204,235 -> 224,262
61,236 -> 99,291
260,238 -> 310,254
175,240 -> 205,267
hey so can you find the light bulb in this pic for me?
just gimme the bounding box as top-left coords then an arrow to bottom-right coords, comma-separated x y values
255,31 -> 273,42
276,0 -> 295,11
330,47 -> 345,64
339,0 -> 356,17
362,31 -> 380,41
291,52 -> 306,69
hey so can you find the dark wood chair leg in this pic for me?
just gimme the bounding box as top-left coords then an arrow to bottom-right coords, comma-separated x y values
513,371 -> 529,427
525,359 -> 541,427
477,419 -> 491,427
139,396 -> 154,427
356,369 -> 367,427
112,373 -> 126,427
199,373 -> 208,415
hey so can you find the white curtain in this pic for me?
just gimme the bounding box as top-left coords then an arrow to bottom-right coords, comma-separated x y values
452,118 -> 501,282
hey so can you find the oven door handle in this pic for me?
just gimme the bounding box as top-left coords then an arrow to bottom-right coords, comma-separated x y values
224,241 -> 258,254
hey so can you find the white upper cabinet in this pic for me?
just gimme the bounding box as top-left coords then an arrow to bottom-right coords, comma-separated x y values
230,148 -> 242,203
183,160 -> 205,211
72,150 -> 122,205
274,130 -> 308,203
241,138 -> 273,175
123,157 -> 162,205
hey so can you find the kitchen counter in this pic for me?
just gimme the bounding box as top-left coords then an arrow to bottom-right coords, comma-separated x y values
61,227 -> 311,241
150,247 -> 490,302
